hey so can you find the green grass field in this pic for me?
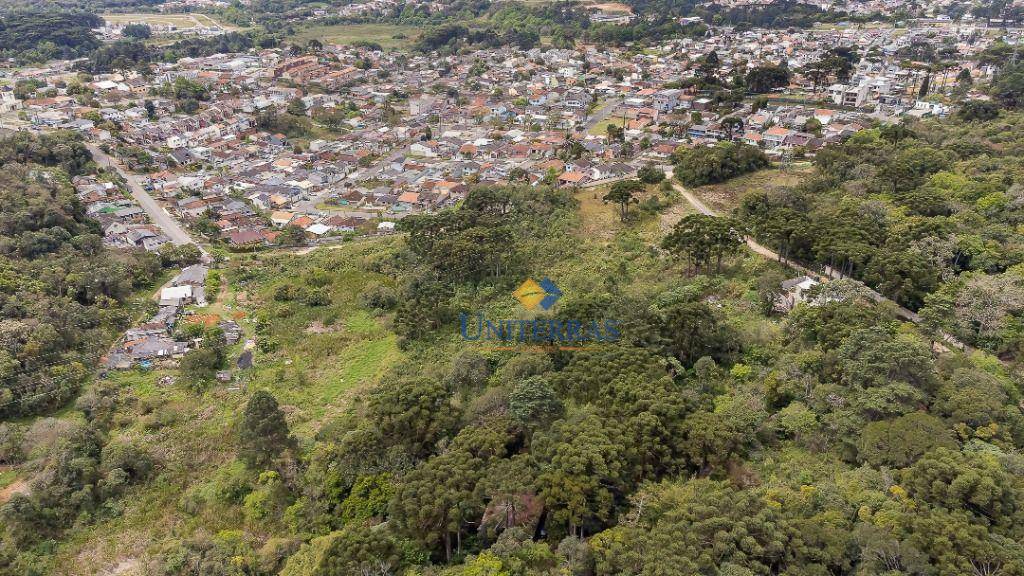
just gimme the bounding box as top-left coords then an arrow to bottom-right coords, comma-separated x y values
587,116 -> 629,136
0,469 -> 17,490
288,24 -> 422,49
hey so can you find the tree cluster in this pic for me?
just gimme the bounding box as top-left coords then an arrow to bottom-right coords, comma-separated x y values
739,114 -> 1024,358
673,142 -> 769,186
0,10 -> 102,64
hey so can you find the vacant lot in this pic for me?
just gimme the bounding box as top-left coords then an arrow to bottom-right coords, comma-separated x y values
588,115 -> 629,136
101,12 -> 238,30
688,165 -> 813,213
577,180 -> 685,242
289,23 -> 422,49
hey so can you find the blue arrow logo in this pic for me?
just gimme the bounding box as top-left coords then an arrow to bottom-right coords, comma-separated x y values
537,277 -> 562,310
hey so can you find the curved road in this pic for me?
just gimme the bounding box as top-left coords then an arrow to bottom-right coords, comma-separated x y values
87,144 -> 209,259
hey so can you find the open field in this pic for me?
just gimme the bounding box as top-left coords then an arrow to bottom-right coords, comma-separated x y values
586,1 -> 633,13
688,165 -> 813,214
100,12 -> 239,30
288,23 -> 422,49
587,115 -> 629,136
577,179 -> 689,242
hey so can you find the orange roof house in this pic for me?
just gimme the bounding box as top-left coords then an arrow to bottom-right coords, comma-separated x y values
558,171 -> 588,186
397,191 -> 421,204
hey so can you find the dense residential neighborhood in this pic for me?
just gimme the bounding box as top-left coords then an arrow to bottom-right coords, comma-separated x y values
2,15 -> 1009,250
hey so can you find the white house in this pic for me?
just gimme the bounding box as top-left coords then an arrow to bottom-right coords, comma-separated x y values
777,275 -> 821,312
306,223 -> 332,236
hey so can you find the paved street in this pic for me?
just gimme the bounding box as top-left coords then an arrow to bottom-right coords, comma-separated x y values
583,98 -> 623,132
87,144 -> 209,259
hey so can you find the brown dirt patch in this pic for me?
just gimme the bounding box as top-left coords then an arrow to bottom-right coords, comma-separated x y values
185,314 -> 221,327
305,321 -> 338,334
0,479 -> 29,504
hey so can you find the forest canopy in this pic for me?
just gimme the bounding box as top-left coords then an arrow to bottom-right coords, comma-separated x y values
0,10 -> 102,63
0,132 -> 161,418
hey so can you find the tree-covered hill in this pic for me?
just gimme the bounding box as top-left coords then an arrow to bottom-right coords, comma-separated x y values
4,141 -> 1024,575
0,10 -> 103,64
0,132 -> 165,419
739,113 -> 1024,359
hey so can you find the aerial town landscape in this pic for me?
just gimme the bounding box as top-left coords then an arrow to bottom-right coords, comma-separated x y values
1,0 -> 1024,572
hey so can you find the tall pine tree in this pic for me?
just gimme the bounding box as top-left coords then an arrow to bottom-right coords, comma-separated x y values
238,390 -> 295,469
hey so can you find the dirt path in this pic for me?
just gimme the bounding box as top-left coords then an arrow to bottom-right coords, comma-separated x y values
658,200 -> 694,233
0,478 -> 29,504
669,181 -> 973,354
102,559 -> 141,576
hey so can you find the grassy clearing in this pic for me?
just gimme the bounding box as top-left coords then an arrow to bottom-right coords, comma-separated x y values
314,202 -> 372,214
585,100 -> 628,136
288,24 -> 422,49
101,12 -> 239,30
587,117 -> 628,136
576,181 -> 684,242
690,165 -> 813,214
0,469 -> 17,490
576,185 -> 622,241
228,240 -> 403,435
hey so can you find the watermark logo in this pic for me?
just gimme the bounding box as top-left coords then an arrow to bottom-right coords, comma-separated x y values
460,277 -> 620,349
512,277 -> 562,311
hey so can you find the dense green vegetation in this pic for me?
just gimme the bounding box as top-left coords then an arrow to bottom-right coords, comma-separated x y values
745,64 -> 791,94
985,44 -> 1024,111
394,0 -> 869,52
739,114 -> 1024,358
5,140 -> 1024,574
0,0 -> 882,68
0,0 -> 273,70
75,31 -> 273,74
121,23 -> 151,39
0,0 -> 161,11
4,6 -> 1024,576
414,23 -> 542,53
674,142 -> 770,186
0,132 -> 164,419
0,10 -> 102,63
701,0 -> 868,28
298,0 -> 794,55
0,134 -> 185,575
619,0 -> 888,27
